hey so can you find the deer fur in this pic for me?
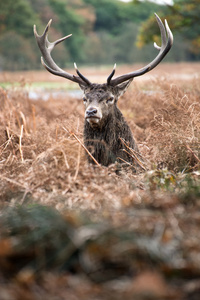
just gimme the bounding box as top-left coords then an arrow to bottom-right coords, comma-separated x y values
80,82 -> 139,166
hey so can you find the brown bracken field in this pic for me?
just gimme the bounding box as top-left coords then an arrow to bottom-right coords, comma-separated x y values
0,62 -> 200,299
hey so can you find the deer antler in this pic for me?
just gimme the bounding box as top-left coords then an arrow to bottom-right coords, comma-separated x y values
33,19 -> 91,86
107,63 -> 116,85
107,13 -> 173,86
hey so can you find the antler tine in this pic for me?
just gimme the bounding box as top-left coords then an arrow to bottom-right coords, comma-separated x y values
34,20 -> 61,71
107,63 -> 116,85
109,13 -> 173,86
165,19 -> 174,47
74,63 -> 92,85
34,20 -> 90,85
154,13 -> 167,49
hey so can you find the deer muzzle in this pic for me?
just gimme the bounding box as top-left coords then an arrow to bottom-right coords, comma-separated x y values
85,106 -> 102,125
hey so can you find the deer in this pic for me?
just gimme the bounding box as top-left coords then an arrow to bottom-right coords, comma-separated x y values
34,13 -> 173,168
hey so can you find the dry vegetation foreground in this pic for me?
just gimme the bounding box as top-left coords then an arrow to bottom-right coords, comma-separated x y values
0,63 -> 200,299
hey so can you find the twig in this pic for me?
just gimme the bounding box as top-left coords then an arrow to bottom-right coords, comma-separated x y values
19,125 -> 24,162
62,126 -> 101,167
74,143 -> 81,181
0,128 -> 13,155
60,148 -> 70,169
0,175 -> 26,189
120,138 -> 146,171
56,124 -> 59,142
118,157 -> 132,166
32,105 -> 36,133
185,144 -> 200,163
20,111 -> 28,134
19,190 -> 30,205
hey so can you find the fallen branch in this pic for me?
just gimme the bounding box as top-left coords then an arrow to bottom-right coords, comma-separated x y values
185,144 -> 200,163
62,126 -> 101,167
120,138 -> 147,171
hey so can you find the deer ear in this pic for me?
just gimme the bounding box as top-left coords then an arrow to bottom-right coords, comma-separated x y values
116,79 -> 133,97
78,83 -> 87,91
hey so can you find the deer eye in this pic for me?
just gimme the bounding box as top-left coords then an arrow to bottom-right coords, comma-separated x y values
83,97 -> 87,103
106,97 -> 114,104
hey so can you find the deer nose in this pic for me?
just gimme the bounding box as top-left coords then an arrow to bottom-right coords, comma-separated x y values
86,107 -> 97,117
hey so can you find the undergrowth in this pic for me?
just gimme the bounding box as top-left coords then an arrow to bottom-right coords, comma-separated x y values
0,78 -> 200,209
0,76 -> 200,299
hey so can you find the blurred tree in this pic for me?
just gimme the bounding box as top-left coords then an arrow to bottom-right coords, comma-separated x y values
137,0 -> 200,60
0,0 -> 198,70
48,0 -> 93,63
84,0 -> 158,33
82,0 -> 160,64
0,32 -> 37,71
169,0 -> 200,58
0,0 -> 40,70
0,0 -> 39,37
28,0 -> 58,24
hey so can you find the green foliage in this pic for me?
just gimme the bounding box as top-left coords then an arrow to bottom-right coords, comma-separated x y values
0,0 -> 39,37
0,0 -> 161,70
0,0 -> 199,70
84,22 -> 158,65
178,172 -> 200,205
144,169 -> 200,208
0,204 -> 183,277
81,0 -> 160,65
1,205 -> 74,269
146,169 -> 176,192
0,0 -> 40,70
48,0 -> 86,62
138,0 -> 200,60
84,0 -> 158,36
170,0 -> 200,56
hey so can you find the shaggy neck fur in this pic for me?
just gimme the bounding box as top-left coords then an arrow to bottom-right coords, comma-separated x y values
84,105 -> 137,166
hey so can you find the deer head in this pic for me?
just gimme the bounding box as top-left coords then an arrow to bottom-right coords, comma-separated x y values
80,80 -> 132,128
34,14 -> 173,129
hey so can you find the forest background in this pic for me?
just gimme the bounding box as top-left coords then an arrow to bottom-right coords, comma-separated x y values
0,0 -> 200,71
1,1 -> 200,298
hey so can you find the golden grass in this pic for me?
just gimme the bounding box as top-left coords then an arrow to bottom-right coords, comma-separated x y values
0,65 -> 200,298
0,67 -> 200,211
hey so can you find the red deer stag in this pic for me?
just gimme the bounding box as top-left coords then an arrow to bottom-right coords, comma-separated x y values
34,14 -> 173,167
